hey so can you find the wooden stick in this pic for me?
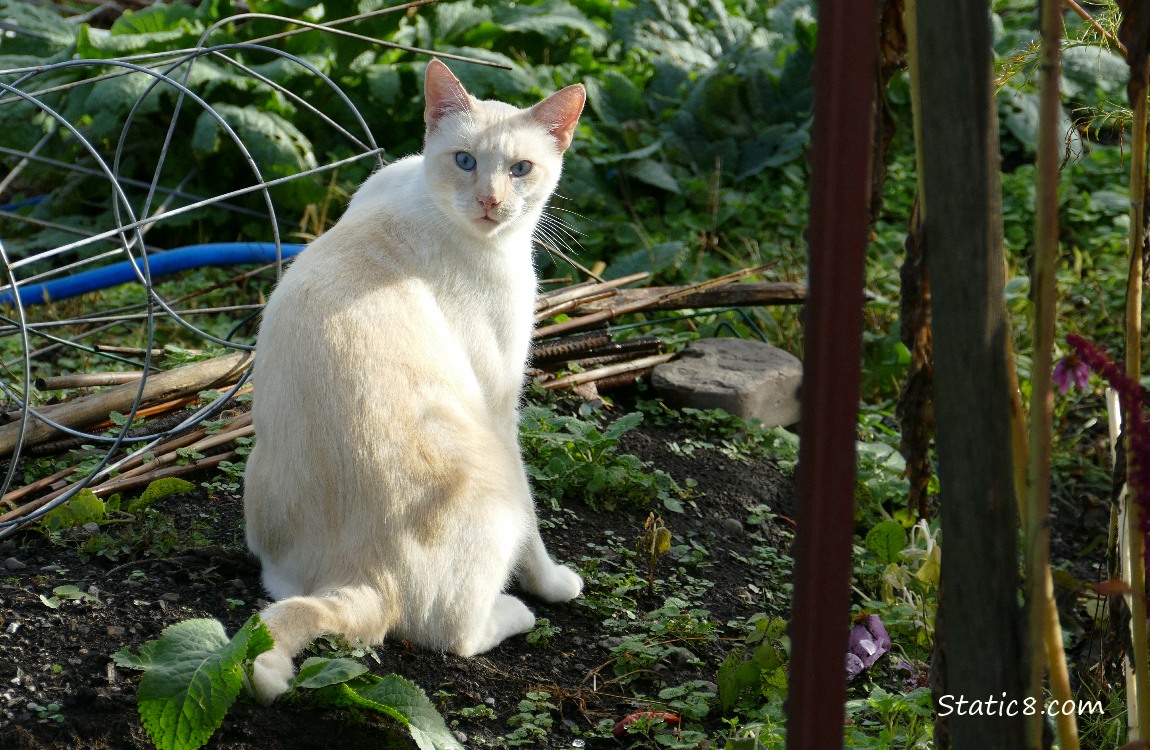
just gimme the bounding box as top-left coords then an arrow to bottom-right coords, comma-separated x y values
36,372 -> 145,390
0,351 -> 253,456
1,465 -> 75,509
572,281 -> 806,313
106,411 -> 253,480
91,345 -> 165,358
0,450 -> 237,524
534,272 -> 649,312
541,353 -> 675,390
88,396 -> 199,430
117,422 -> 253,480
89,451 -> 236,498
533,291 -> 618,322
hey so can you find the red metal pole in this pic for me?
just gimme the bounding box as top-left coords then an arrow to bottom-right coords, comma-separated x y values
785,0 -> 877,747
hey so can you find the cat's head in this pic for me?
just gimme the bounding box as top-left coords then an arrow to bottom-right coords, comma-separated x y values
421,59 -> 584,240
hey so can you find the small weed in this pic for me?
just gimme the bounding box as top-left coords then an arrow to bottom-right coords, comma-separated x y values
27,701 -> 64,723
525,618 -> 561,646
503,691 -> 557,746
39,584 -> 99,609
457,704 -> 497,722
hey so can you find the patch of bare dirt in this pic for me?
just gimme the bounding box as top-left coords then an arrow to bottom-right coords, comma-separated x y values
0,414 -> 796,750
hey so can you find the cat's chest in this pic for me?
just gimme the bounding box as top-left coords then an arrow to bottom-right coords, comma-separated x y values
435,263 -> 535,403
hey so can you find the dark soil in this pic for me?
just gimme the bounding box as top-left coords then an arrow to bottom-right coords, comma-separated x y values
0,415 -> 797,750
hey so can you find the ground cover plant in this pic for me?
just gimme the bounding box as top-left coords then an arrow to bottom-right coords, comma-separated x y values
0,0 -> 1145,747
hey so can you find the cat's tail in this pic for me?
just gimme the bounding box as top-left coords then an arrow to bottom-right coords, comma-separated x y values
250,585 -> 390,705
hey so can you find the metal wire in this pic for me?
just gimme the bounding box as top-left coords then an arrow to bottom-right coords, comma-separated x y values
0,11 -> 465,537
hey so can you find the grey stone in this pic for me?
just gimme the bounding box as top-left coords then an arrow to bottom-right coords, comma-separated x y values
3,557 -> 26,571
720,518 -> 744,537
652,338 -> 802,427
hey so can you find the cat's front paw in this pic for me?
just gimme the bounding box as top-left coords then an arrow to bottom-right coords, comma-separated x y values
250,648 -> 295,705
535,564 -> 583,603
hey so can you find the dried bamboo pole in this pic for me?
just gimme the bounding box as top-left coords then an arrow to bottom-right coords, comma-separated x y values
534,271 -> 649,312
1026,0 -> 1078,744
1,465 -> 75,509
0,430 -> 246,525
533,291 -> 618,323
1125,8 -> 1150,734
87,451 -> 236,498
1,409 -> 252,512
535,266 -> 784,338
36,372 -> 144,389
0,351 -> 252,456
570,282 -> 807,314
91,345 -> 165,358
115,418 -> 253,480
541,353 -> 675,390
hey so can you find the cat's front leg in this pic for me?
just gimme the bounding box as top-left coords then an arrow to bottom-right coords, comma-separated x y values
516,527 -> 583,603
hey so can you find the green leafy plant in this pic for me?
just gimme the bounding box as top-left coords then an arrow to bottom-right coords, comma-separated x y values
519,406 -> 689,512
716,615 -> 789,715
524,617 -> 561,646
113,616 -> 274,750
39,584 -> 100,609
113,616 -> 463,750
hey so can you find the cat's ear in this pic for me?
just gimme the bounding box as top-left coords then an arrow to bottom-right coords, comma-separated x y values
530,84 -> 585,153
424,59 -> 473,131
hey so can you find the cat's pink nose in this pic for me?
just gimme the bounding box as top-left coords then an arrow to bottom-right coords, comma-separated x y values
477,194 -> 499,211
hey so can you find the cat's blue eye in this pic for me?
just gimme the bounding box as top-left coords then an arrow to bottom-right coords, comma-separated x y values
510,160 -> 533,177
455,152 -> 477,171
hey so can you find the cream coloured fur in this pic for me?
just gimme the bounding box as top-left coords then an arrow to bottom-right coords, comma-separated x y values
243,60 -> 586,704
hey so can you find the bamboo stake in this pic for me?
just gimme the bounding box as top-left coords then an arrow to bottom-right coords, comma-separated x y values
533,291 -> 619,323
534,267 -> 778,339
569,282 -> 807,314
91,345 -> 165,358
0,351 -> 252,456
0,410 -> 251,516
1025,2 -> 1079,747
116,422 -> 253,480
0,465 -> 75,509
540,353 -> 675,390
36,372 -> 144,389
1125,27 -> 1150,735
534,272 -> 649,312
87,451 -> 236,498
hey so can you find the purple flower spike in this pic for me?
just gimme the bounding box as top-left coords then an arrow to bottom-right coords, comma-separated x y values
1053,354 -> 1090,394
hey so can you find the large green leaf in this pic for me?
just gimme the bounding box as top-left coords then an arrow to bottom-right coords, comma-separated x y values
315,674 -> 463,750
113,616 -> 274,750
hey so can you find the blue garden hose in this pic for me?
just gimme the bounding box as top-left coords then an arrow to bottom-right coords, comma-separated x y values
0,242 -> 305,307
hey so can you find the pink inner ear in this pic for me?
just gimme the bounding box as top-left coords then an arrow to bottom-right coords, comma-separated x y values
425,60 -> 472,129
531,84 -> 586,152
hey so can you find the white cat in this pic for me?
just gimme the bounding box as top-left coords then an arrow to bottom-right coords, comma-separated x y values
243,59 -> 586,704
